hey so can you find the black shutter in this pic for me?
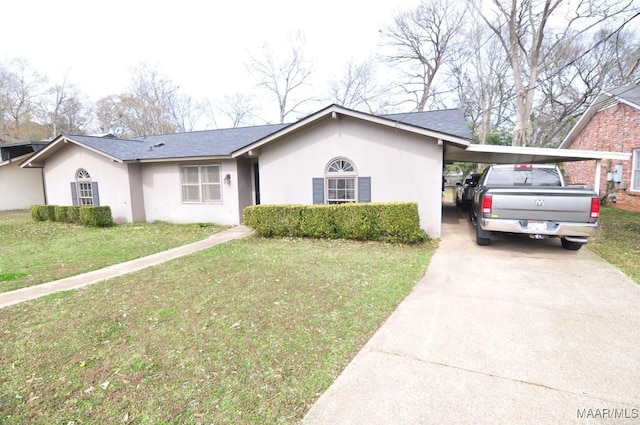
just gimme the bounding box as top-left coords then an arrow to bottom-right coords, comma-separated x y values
91,182 -> 100,206
70,182 -> 78,206
358,177 -> 371,202
312,178 -> 324,204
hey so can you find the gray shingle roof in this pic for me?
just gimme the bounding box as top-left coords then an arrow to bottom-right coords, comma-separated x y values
65,124 -> 288,161
63,106 -> 470,162
382,109 -> 472,140
606,84 -> 640,108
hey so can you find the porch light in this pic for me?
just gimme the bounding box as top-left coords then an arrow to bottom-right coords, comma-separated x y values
224,174 -> 231,184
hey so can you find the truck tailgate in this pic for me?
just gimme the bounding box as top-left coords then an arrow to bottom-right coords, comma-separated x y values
489,188 -> 596,222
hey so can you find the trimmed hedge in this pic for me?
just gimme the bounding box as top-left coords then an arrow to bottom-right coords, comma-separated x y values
30,205 -> 55,222
79,206 -> 113,227
54,206 -> 80,223
243,202 -> 427,244
31,205 -> 113,227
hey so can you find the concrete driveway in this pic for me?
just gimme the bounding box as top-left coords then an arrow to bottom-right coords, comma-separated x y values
301,203 -> 640,424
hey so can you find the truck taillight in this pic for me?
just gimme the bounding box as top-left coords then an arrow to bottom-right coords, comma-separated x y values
482,195 -> 492,215
590,197 -> 600,219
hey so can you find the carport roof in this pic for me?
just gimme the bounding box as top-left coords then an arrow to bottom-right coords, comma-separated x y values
444,142 -> 630,164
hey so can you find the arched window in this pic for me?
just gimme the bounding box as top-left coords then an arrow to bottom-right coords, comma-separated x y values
75,168 -> 95,206
325,157 -> 357,204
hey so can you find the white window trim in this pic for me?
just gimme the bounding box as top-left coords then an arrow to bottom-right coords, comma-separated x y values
632,150 -> 640,192
325,157 -> 358,204
76,168 -> 93,206
180,164 -> 222,204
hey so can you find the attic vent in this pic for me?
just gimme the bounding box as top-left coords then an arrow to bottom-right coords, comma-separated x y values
597,98 -> 619,112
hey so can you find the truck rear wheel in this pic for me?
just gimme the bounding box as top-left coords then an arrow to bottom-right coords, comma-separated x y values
561,238 -> 583,250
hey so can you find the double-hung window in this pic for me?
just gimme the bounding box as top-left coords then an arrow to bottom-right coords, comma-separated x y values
312,157 -> 370,204
71,168 -> 99,206
326,158 -> 357,204
632,150 -> 640,192
180,165 -> 221,203
76,169 -> 94,205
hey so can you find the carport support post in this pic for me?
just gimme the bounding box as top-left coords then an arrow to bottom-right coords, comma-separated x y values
594,160 -> 602,196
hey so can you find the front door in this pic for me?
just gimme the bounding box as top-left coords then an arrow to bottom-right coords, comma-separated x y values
253,161 -> 261,205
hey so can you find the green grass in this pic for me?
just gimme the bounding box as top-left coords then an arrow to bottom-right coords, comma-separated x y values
0,210 -> 225,293
0,235 -> 436,424
588,207 -> 640,283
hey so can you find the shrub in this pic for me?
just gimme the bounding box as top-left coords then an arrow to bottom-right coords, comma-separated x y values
54,206 -> 81,224
67,206 -> 81,224
244,203 -> 427,244
299,205 -> 336,238
79,206 -> 113,227
30,205 -> 55,222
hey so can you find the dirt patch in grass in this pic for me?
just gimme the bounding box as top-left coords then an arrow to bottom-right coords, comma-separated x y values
0,236 -> 436,424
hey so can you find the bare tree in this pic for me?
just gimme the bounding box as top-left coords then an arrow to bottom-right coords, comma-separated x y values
328,59 -> 393,114
94,64 -> 200,137
450,14 -> 513,145
591,26 -> 640,86
381,0 -> 466,111
219,93 -> 258,128
249,32 -> 314,124
39,77 -> 91,137
469,0 -> 638,146
0,58 -> 46,141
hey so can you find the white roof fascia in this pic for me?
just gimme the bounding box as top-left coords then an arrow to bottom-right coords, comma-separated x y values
465,143 -> 630,161
132,156 -> 232,163
21,135 -> 123,168
559,89 -> 640,149
19,136 -> 64,168
558,93 -> 606,149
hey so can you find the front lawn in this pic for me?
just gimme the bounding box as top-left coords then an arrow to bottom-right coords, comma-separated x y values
0,211 -> 225,293
0,236 -> 435,424
588,206 -> 640,283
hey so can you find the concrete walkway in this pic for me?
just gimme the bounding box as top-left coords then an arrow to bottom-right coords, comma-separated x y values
0,225 -> 253,309
301,204 -> 640,424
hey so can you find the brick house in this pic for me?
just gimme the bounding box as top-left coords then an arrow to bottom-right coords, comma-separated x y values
560,85 -> 640,211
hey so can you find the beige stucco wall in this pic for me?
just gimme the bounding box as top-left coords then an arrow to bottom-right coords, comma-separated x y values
140,160 -> 242,225
43,144 -> 134,222
258,115 -> 444,237
0,155 -> 45,210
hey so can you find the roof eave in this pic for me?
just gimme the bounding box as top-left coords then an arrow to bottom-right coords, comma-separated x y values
560,88 -> 640,149
131,155 -> 233,163
468,144 -> 630,161
20,135 -> 124,168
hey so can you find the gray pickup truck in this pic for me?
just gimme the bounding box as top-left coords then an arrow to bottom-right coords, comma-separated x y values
470,164 -> 600,250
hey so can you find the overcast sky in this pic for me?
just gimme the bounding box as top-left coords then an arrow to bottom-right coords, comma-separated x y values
2,0 -> 420,124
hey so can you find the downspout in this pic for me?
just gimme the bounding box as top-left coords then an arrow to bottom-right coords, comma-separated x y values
40,168 -> 47,204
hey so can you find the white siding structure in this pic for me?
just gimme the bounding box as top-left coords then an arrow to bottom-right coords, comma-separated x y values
0,154 -> 44,210
257,115 -> 444,237
42,144 -> 133,223
21,105 -> 474,237
141,160 -> 242,225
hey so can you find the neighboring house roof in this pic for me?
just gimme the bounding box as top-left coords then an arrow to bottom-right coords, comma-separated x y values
559,84 -> 640,149
0,141 -> 48,164
21,104 -> 472,167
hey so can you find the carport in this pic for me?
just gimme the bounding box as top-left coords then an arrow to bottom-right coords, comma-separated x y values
443,143 -> 631,195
